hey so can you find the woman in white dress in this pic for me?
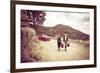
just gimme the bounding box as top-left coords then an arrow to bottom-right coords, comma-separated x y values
63,34 -> 68,51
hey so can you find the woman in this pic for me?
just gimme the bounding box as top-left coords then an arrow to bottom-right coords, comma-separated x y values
57,34 -> 61,51
63,34 -> 68,51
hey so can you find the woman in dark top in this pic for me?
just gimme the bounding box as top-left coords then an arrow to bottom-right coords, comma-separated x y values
57,34 -> 61,51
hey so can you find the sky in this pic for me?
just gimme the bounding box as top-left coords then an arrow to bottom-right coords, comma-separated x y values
43,11 -> 90,34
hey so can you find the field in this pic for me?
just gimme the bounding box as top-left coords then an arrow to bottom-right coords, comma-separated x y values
21,27 -> 89,63
36,38 -> 89,62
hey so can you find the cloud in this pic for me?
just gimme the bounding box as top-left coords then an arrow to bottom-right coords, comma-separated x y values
44,11 -> 89,34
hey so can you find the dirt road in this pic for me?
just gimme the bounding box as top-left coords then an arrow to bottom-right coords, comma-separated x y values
39,39 -> 89,62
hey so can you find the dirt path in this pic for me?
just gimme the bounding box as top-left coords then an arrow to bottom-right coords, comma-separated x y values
39,39 -> 89,62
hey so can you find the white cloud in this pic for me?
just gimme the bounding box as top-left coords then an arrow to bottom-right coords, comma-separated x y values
44,11 -> 90,34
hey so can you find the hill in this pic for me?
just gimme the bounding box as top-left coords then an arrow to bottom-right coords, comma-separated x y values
36,24 -> 89,40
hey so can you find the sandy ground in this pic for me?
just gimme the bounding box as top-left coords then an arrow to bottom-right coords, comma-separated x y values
38,39 -> 89,62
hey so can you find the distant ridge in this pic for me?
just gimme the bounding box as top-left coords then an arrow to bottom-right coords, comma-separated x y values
36,24 -> 89,40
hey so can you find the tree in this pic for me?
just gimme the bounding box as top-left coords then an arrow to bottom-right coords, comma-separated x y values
21,10 -> 46,29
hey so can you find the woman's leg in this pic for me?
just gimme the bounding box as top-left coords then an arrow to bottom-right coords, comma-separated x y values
58,42 -> 61,51
65,42 -> 67,51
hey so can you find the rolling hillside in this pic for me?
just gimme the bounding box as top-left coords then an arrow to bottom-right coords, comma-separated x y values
36,24 -> 89,40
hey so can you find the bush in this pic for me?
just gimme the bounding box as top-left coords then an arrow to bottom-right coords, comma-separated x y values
21,27 -> 42,63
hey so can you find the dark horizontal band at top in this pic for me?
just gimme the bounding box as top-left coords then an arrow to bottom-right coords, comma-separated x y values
11,0 -> 96,9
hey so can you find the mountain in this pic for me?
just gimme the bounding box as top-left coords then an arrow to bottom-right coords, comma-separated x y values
33,24 -> 89,40
36,24 -> 89,40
